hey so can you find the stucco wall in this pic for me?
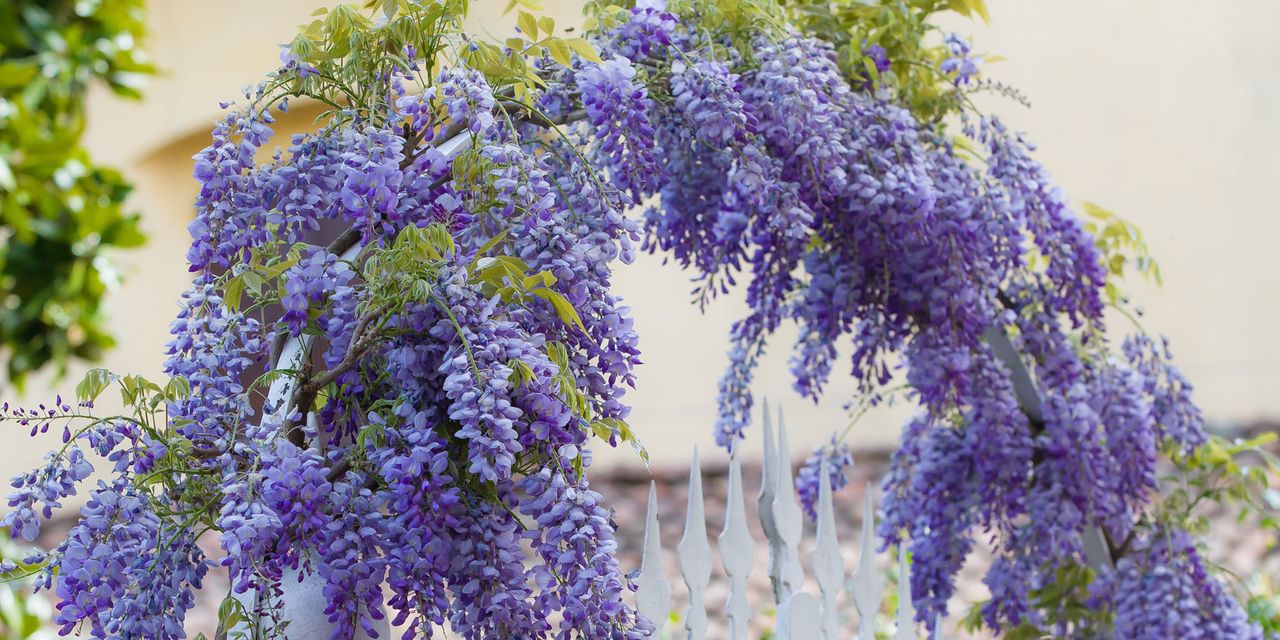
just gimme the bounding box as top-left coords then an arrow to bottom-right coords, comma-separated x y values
4,1 -> 1276,482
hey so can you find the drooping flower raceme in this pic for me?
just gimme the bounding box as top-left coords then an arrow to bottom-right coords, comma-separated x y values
577,55 -> 663,199
940,34 -> 980,86
795,439 -> 855,520
0,7 -> 662,637
0,2 -> 1259,638
585,7 -> 1257,637
1107,529 -> 1261,640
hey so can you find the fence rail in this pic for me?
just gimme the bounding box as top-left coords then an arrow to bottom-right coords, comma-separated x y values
631,403 -> 940,639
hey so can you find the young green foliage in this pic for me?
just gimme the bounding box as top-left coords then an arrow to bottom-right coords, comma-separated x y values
0,0 -> 152,386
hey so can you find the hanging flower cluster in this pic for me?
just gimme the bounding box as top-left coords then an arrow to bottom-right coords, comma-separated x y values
0,0 -> 1269,638
577,2 -> 1267,637
1106,528 -> 1260,639
1,2 -> 660,637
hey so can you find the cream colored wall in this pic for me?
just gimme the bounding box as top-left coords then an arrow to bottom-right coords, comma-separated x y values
945,0 -> 1280,426
4,1 -> 1276,482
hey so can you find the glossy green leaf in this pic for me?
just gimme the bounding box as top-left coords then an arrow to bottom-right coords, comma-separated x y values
546,38 -> 572,67
517,10 -> 538,39
0,62 -> 36,88
75,367 -> 118,403
529,287 -> 585,331
564,37 -> 603,63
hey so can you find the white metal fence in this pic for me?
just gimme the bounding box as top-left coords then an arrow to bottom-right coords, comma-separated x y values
631,405 -> 939,640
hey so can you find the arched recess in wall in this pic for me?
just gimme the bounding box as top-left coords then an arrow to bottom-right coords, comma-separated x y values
95,101 -> 335,381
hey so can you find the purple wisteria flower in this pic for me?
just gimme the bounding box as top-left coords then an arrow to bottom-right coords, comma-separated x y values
940,34 -> 980,85
1108,529 -> 1262,639
281,248 -> 355,336
578,56 -> 662,198
795,439 -> 855,520
0,3 -> 1252,638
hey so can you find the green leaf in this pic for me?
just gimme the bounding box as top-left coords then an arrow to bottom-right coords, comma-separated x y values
75,368 -> 118,403
0,155 -> 15,191
103,216 -> 147,248
217,595 -> 248,633
949,0 -> 992,23
517,10 -> 538,39
223,274 -> 246,312
968,0 -> 992,23
537,16 -> 555,37
590,420 -> 614,441
259,256 -> 300,280
241,269 -> 267,296
591,417 -> 650,466
545,341 -> 570,371
250,368 -> 296,395
508,358 -> 535,387
522,271 -> 556,290
546,39 -> 572,67
0,62 -> 37,88
529,287 -> 585,331
1005,623 -> 1048,640
423,222 -> 456,257
564,37 -> 602,63
164,375 -> 191,402
118,374 -> 161,410
469,229 -> 510,266
960,601 -> 988,631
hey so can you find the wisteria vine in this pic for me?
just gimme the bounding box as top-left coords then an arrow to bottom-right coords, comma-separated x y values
0,0 -> 1273,638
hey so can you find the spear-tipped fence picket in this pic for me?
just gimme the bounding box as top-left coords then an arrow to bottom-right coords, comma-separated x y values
632,403 -> 939,640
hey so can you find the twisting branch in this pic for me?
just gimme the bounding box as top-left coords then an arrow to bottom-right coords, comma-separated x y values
280,303 -> 386,442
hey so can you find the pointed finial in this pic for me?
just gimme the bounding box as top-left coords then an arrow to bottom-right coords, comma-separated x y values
895,543 -> 917,640
853,487 -> 885,640
719,451 -> 756,640
758,399 -> 784,603
635,482 -> 671,630
677,447 -> 712,640
813,454 -> 845,639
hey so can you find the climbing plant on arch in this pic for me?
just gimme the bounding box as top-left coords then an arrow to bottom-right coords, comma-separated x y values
1,0 -> 1274,638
